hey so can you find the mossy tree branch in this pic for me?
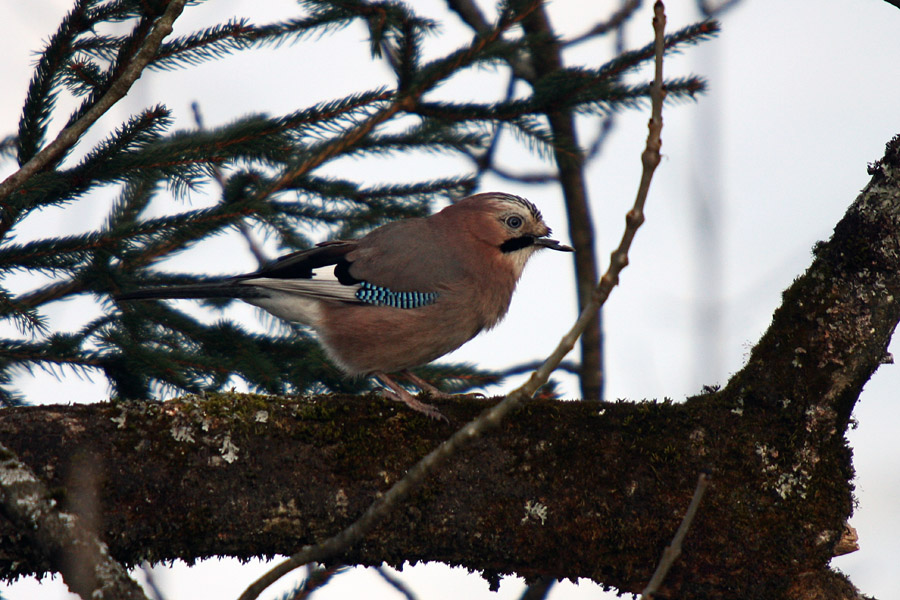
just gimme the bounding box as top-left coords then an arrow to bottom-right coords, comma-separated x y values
2,131 -> 900,599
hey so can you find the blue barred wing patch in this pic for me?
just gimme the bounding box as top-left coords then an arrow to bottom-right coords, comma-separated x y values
355,281 -> 438,308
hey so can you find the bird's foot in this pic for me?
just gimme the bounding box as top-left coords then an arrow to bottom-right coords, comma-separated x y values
373,372 -> 448,421
400,370 -> 484,400
379,388 -> 447,421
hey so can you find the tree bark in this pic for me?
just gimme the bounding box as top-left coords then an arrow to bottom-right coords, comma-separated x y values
4,134 -> 900,599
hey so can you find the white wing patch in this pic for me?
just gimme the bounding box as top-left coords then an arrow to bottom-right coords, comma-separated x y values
238,276 -> 361,302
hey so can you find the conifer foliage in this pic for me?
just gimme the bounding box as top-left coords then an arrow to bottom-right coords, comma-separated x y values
0,0 -> 715,407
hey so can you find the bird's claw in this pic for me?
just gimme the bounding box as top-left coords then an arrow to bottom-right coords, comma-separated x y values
378,388 -> 448,422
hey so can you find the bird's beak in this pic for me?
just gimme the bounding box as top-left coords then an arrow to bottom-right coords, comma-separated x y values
535,237 -> 574,252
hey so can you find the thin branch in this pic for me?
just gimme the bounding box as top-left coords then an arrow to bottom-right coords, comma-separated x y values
585,115 -> 617,161
444,0 -> 535,79
586,9 -> 627,162
0,1 -> 188,208
489,165 -> 559,184
564,0 -> 642,47
595,0 -> 665,303
190,101 -> 268,267
518,578 -> 555,600
279,564 -> 345,600
140,562 -> 167,600
471,72 -> 517,181
374,566 -> 419,600
640,471 -> 711,599
698,0 -> 744,18
237,5 -> 670,600
496,359 -> 581,378
0,442 -> 151,600
445,0 -> 489,31
14,279 -> 83,309
255,6 -> 538,204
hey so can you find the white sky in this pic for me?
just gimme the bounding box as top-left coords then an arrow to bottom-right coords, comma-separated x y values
1,0 -> 899,598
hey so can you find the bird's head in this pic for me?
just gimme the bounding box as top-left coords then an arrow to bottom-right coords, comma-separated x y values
446,192 -> 574,277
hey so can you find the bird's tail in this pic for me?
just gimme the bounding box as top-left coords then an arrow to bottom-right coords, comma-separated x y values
115,282 -> 264,302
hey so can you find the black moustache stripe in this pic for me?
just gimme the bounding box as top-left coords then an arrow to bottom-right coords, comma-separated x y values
500,236 -> 535,253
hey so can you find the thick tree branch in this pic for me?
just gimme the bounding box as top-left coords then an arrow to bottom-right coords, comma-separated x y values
0,391 -> 861,600
4,132 -> 899,599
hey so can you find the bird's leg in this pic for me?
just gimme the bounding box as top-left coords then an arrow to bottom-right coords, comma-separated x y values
401,369 -> 485,400
372,372 -> 447,421
400,370 -> 455,399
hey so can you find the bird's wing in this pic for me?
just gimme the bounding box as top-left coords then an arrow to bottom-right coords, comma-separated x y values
244,240 -> 358,281
233,240 -> 365,303
343,218 -> 468,292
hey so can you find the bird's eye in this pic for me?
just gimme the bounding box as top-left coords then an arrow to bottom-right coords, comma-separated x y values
505,215 -> 524,229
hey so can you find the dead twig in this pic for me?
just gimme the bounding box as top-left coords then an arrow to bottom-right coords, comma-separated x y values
640,471 -> 711,599
237,5 -> 669,599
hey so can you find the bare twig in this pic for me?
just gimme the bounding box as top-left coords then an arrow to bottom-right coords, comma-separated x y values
374,566 -> 419,600
445,0 -> 536,79
279,564 -> 345,600
236,5 -> 669,600
140,562 -> 167,600
471,73 -> 517,181
496,359 -> 581,378
640,472 -> 711,599
0,1 -> 188,206
594,0 -> 665,306
489,166 -> 559,184
518,577 -> 555,600
0,442 -> 151,600
190,101 -> 268,267
586,6 -> 628,161
698,0 -> 744,17
564,0 -> 642,47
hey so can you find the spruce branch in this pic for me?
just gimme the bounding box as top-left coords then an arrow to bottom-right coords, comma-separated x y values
0,0 -> 188,223
62,8 -> 161,130
238,5 -> 670,599
445,0 -> 537,79
256,4 -> 535,203
595,20 -> 718,83
151,19 -> 256,70
15,0 -> 94,165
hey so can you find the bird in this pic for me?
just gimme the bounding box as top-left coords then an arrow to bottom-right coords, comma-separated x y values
117,192 -> 574,419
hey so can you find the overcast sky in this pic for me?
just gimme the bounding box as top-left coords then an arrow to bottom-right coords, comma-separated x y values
1,1 -> 899,599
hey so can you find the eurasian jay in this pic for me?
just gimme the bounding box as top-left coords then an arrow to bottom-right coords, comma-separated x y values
117,192 -> 573,418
